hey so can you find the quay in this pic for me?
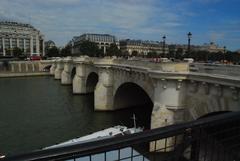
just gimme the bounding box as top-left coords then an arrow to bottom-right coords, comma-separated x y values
0,72 -> 51,78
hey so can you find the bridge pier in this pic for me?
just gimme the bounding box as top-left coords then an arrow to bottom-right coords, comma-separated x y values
50,60 -> 56,75
150,79 -> 186,151
72,56 -> 93,94
95,68 -> 114,111
61,57 -> 73,85
54,59 -> 64,79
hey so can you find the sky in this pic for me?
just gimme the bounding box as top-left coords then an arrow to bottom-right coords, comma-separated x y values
0,0 -> 240,51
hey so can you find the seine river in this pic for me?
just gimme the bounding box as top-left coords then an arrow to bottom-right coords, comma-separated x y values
0,76 -> 152,156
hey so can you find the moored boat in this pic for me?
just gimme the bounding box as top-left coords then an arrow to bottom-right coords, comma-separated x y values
44,114 -> 143,149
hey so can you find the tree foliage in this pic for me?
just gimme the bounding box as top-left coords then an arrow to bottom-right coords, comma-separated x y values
132,50 -> 138,56
12,47 -> 23,57
46,46 -> 60,57
60,45 -> 72,57
106,44 -> 121,56
182,50 -> 240,64
147,51 -> 157,58
79,40 -> 102,57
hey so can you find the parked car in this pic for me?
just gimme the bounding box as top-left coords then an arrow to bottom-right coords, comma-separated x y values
30,55 -> 41,61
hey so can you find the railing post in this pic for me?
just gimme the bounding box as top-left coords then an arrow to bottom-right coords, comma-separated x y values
190,128 -> 201,161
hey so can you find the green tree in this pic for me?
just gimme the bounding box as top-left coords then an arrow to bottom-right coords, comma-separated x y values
121,51 -> 129,57
132,50 -> 138,56
147,51 -> 157,58
175,48 -> 183,59
60,45 -> 72,57
168,46 -> 176,58
5,48 -> 11,56
13,47 -> 23,57
79,40 -> 101,57
46,46 -> 60,57
106,44 -> 121,56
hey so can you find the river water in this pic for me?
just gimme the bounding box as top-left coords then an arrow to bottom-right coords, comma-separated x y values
0,76 -> 152,156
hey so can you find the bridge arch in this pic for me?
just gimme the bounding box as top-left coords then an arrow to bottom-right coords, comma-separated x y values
113,82 -> 153,110
113,82 -> 154,128
43,65 -> 52,71
86,72 -> 99,93
198,111 -> 231,119
187,101 -> 234,121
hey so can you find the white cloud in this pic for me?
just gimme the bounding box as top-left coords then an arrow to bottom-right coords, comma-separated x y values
2,0 -> 238,50
1,0 -> 170,45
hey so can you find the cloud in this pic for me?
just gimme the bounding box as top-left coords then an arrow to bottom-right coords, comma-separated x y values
0,0 -> 239,50
1,0 -> 179,45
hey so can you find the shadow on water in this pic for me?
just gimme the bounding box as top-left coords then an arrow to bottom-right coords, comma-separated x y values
0,76 -> 153,156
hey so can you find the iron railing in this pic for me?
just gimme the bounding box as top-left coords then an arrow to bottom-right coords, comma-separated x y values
2,111 -> 240,161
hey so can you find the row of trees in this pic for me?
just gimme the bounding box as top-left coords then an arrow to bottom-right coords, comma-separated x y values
182,50 -> 240,64
45,45 -> 72,57
45,40 -> 240,64
1,47 -> 26,58
46,41 -> 122,57
77,40 -> 122,57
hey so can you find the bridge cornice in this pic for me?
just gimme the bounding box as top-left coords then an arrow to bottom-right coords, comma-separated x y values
188,72 -> 240,88
149,71 -> 189,80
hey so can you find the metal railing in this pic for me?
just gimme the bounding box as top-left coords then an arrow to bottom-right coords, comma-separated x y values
2,112 -> 240,161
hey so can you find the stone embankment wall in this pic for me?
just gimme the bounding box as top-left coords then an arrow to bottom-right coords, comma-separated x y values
8,61 -> 42,73
0,60 -> 53,77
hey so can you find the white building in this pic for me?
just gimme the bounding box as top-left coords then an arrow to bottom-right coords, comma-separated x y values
0,21 -> 45,56
120,39 -> 169,56
71,33 -> 119,55
200,42 -> 225,53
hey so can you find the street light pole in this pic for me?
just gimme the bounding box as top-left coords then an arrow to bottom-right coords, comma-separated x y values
223,46 -> 226,64
187,32 -> 192,54
162,35 -> 166,57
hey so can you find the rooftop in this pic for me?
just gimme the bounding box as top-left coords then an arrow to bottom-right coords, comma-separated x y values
0,21 -> 34,28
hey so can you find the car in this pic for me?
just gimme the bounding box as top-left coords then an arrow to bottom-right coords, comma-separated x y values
30,55 -> 41,61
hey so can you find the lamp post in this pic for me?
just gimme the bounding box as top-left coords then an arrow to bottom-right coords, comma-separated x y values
223,46 -> 226,64
162,35 -> 166,57
187,32 -> 192,54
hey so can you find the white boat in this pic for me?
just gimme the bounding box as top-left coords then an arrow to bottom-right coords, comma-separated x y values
0,154 -> 5,159
44,114 -> 143,149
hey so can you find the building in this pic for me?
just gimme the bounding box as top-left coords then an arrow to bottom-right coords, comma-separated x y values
0,21 -> 45,56
200,42 -> 225,53
168,42 -> 225,57
71,33 -> 119,55
119,39 -> 169,56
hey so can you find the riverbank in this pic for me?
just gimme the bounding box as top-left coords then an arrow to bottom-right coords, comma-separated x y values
0,72 -> 52,78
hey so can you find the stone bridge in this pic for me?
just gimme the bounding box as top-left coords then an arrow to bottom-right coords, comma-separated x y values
41,57 -> 240,131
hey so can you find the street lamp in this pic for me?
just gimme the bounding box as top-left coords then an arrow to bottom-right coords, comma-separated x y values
223,46 -> 226,64
162,35 -> 166,57
187,32 -> 192,53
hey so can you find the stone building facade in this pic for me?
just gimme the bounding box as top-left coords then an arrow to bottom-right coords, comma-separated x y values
0,21 -> 45,56
168,42 -> 225,56
200,42 -> 225,53
119,39 -> 169,56
71,33 -> 119,55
